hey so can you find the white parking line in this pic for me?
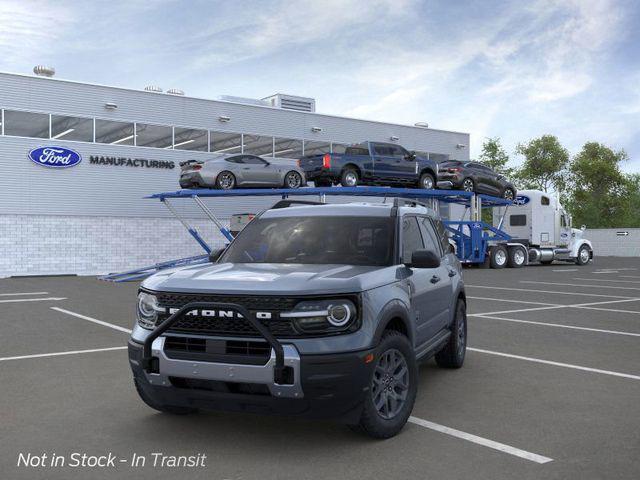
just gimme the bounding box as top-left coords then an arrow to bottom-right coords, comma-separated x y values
408,416 -> 553,464
466,285 -> 635,299
0,346 -> 127,362
0,297 -> 67,304
0,292 -> 49,296
470,314 -> 640,338
621,275 -> 640,279
573,278 -> 640,284
467,296 -> 559,307
468,347 -> 640,381
521,281 -> 640,292
552,269 -> 578,272
51,307 -> 132,334
473,298 -> 640,317
465,280 -> 636,299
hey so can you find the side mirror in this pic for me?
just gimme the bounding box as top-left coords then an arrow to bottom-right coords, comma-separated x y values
404,151 -> 416,161
405,249 -> 441,269
208,248 -> 225,263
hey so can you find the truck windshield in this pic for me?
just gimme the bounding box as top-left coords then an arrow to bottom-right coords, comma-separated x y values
220,216 -> 395,266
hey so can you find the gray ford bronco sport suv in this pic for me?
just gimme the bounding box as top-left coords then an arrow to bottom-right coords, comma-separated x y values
128,198 -> 467,438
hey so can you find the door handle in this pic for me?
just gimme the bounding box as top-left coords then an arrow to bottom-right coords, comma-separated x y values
430,275 -> 441,284
448,269 -> 457,277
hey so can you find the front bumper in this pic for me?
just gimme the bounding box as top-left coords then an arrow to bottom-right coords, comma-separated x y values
129,339 -> 373,422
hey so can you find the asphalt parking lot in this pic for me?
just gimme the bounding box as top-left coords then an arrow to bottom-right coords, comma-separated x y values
1,257 -> 639,480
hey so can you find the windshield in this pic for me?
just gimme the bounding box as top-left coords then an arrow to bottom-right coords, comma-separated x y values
220,216 -> 395,266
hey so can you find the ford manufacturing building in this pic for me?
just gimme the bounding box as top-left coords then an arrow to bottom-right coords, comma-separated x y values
0,69 -> 470,278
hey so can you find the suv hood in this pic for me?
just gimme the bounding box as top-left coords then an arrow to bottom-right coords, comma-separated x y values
142,262 -> 397,295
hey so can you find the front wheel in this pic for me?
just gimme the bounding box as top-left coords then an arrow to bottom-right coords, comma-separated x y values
435,299 -> 467,368
503,187 -> 515,200
284,171 -> 303,189
418,172 -> 435,189
576,245 -> 591,265
352,330 -> 417,439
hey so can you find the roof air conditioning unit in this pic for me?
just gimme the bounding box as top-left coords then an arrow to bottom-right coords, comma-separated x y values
144,85 -> 163,93
262,94 -> 316,112
167,88 -> 185,96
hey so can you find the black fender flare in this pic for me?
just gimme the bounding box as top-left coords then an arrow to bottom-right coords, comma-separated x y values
371,299 -> 413,347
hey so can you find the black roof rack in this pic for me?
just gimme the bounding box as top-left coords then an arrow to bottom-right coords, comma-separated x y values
271,199 -> 325,209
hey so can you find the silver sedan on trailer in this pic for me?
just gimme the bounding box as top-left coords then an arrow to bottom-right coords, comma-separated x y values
179,154 -> 307,190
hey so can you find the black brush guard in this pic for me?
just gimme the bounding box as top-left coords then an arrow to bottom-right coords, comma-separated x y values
141,302 -> 287,384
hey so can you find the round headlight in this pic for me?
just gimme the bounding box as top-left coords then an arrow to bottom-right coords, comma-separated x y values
327,303 -> 352,327
137,292 -> 158,329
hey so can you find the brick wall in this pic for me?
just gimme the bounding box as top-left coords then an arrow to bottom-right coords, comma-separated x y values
583,228 -> 640,257
0,215 -> 229,278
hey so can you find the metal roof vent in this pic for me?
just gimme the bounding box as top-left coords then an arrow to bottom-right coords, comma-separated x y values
33,65 -> 55,77
144,85 -> 163,93
414,122 -> 429,128
262,94 -> 316,112
167,88 -> 185,96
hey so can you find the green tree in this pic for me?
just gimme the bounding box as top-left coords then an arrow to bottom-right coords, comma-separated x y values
515,135 -> 569,192
478,137 -> 514,177
566,142 -> 633,228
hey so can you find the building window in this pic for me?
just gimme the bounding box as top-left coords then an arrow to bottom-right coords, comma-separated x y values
274,137 -> 303,159
135,123 -> 172,149
331,143 -> 348,154
51,115 -> 93,142
210,131 -> 242,154
3,110 -> 49,138
95,119 -> 135,145
303,140 -> 331,156
243,135 -> 274,156
173,127 -> 208,151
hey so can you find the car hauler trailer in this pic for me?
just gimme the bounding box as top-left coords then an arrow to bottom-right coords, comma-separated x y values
491,189 -> 593,267
101,186 -> 590,282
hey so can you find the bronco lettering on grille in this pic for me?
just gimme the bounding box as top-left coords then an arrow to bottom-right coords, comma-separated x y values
167,308 -> 272,319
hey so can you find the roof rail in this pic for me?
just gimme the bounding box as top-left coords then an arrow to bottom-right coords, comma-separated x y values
271,199 -> 325,209
392,197 -> 430,209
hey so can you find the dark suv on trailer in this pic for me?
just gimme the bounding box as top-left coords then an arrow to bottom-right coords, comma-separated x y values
438,160 -> 517,199
128,200 -> 466,438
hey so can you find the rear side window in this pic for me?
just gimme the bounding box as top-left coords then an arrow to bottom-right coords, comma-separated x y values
418,217 -> 442,256
510,215 -> 527,226
226,156 -> 244,164
373,145 -> 393,156
541,196 -> 550,206
345,147 -> 369,156
402,217 -> 424,264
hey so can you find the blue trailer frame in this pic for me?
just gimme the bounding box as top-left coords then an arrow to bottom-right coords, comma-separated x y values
100,187 -> 512,281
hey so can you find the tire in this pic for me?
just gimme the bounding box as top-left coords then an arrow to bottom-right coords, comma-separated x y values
418,172 -> 435,190
502,187 -> 515,201
216,171 -> 236,190
435,299 -> 467,368
133,378 -> 197,415
284,171 -> 303,189
490,245 -> 508,269
507,246 -> 526,268
352,330 -> 417,439
575,245 -> 591,265
461,178 -> 475,192
340,168 -> 359,187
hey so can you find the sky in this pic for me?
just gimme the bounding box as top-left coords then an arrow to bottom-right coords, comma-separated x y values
1,0 -> 639,171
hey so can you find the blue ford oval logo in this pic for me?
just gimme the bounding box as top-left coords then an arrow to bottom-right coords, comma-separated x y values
514,195 -> 530,206
28,146 -> 82,168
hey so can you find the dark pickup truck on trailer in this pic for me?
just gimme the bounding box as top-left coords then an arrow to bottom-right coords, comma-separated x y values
299,141 -> 443,190
128,199 -> 466,438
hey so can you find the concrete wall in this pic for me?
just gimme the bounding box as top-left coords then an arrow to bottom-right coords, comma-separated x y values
584,228 -> 640,257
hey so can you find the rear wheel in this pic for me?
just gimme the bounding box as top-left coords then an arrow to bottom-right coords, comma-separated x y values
340,168 -> 359,187
134,378 -> 197,415
490,245 -> 508,269
502,187 -> 515,200
352,330 -> 417,439
576,245 -> 591,265
507,246 -> 526,268
435,299 -> 467,368
216,171 -> 236,190
418,172 -> 435,189
284,171 -> 303,189
462,178 -> 475,192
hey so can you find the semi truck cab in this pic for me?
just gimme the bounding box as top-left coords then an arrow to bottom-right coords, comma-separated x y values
495,189 -> 593,266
